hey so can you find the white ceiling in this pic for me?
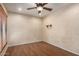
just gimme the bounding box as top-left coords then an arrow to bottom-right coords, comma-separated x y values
4,3 -> 73,17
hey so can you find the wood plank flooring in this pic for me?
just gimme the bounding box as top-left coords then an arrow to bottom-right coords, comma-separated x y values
5,41 -> 78,56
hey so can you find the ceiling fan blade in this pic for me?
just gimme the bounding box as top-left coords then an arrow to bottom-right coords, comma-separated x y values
35,3 -> 39,7
42,3 -> 48,6
35,3 -> 48,7
43,7 -> 52,11
27,7 -> 37,10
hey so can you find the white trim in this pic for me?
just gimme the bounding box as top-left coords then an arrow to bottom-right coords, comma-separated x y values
0,3 -> 8,16
0,45 -> 8,56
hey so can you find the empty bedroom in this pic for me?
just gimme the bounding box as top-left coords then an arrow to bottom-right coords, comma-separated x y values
0,3 -> 79,56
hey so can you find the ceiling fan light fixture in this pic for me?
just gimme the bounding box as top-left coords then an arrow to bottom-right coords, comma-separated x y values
38,13 -> 41,16
37,6 -> 43,11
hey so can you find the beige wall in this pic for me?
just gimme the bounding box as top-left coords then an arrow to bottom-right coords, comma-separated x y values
42,4 -> 79,55
7,12 -> 42,46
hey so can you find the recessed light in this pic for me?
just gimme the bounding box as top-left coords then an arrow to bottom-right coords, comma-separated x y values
18,8 -> 22,11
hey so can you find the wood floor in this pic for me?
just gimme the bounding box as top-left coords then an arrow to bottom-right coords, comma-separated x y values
5,41 -> 77,56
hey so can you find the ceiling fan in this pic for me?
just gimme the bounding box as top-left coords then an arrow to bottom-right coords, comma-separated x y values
27,3 -> 53,15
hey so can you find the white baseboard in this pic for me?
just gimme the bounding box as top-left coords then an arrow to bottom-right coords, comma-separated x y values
44,41 -> 79,55
8,40 -> 42,47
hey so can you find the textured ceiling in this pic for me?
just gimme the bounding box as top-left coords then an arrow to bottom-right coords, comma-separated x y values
4,3 -> 72,17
